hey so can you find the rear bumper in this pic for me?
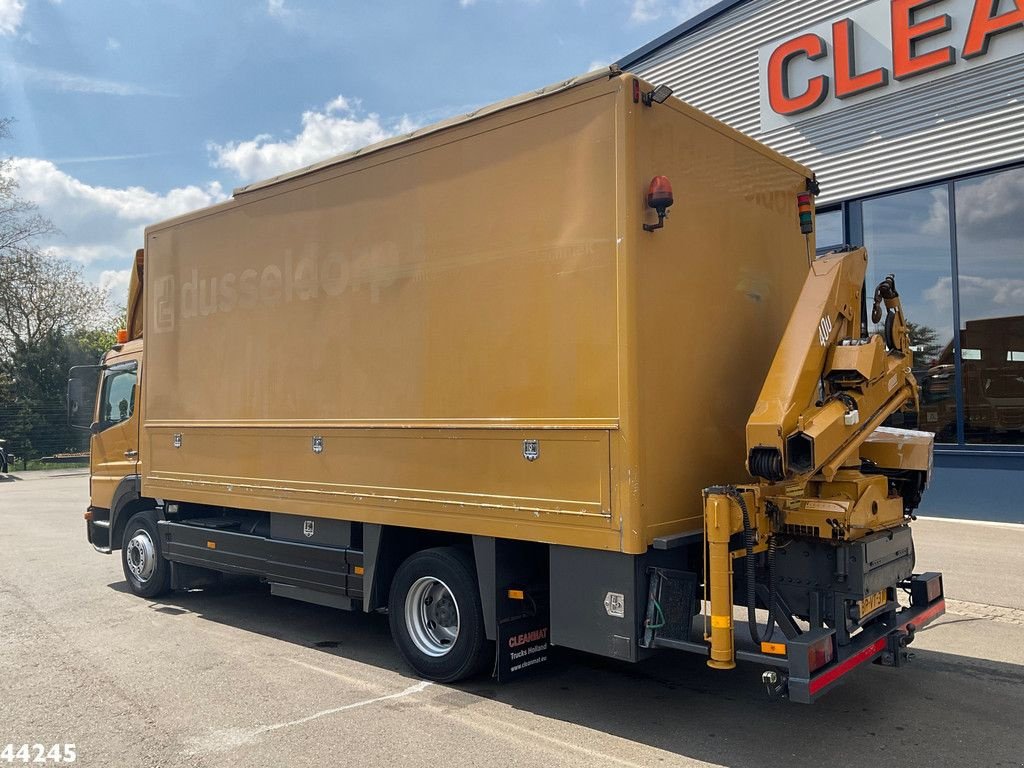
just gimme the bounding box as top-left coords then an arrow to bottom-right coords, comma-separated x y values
787,575 -> 945,703
649,571 -> 946,702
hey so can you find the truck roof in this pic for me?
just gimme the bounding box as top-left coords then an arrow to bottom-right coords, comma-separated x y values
232,67 -> 620,198
144,66 -> 810,236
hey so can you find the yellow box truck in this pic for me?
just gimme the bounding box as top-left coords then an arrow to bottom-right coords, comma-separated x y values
68,68 -> 944,702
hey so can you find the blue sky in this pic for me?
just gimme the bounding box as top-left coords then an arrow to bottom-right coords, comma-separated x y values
0,0 -> 715,304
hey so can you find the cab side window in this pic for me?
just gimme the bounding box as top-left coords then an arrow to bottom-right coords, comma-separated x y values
99,366 -> 137,427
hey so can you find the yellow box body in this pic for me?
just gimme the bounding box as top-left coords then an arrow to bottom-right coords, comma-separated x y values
139,71 -> 813,555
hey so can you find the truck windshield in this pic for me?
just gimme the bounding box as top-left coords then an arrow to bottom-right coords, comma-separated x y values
99,366 -> 137,426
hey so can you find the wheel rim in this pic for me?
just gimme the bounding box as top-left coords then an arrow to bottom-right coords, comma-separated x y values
405,576 -> 460,657
126,528 -> 157,583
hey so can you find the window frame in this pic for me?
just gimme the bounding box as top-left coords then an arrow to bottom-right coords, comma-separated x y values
814,205 -> 845,256
96,360 -> 138,432
848,159 -> 1024,453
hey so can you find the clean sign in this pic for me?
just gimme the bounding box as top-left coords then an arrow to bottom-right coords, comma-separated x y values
759,0 -> 1024,132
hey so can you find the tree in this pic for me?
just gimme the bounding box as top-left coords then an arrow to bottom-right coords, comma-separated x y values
2,118 -> 110,358
1,117 -> 115,468
1,118 -> 55,258
0,250 -> 112,358
0,328 -> 115,468
906,322 -> 943,367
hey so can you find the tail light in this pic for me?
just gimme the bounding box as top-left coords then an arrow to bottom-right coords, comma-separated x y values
807,632 -> 835,673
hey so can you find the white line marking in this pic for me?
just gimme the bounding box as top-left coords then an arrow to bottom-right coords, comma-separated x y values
187,679 -> 433,754
917,516 -> 1023,529
283,656 -> 387,693
445,701 -> 696,768
257,680 -> 432,734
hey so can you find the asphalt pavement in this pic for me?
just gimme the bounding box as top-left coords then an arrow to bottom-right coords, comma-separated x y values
1,472 -> 1022,768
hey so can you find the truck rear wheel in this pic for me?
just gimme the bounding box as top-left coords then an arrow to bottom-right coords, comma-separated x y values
388,547 -> 489,682
121,511 -> 171,598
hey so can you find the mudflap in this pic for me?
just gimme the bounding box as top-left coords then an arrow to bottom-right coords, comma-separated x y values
496,589 -> 551,681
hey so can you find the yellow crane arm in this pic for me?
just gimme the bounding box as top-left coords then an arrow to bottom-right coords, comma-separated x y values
745,248 -> 918,483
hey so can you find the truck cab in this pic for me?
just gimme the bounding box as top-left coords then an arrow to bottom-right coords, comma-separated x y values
69,338 -> 143,554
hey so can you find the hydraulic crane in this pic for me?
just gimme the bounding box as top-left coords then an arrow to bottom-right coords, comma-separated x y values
702,246 -> 943,700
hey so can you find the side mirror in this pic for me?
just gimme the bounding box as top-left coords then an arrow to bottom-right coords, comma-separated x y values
68,365 -> 102,431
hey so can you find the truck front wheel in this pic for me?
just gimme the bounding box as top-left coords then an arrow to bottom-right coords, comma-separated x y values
388,547 -> 489,682
121,511 -> 171,598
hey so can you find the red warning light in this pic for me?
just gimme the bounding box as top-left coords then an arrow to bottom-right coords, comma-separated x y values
644,176 -> 674,233
647,176 -> 674,210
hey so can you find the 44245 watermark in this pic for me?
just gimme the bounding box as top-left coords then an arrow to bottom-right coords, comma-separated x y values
1,745 -> 75,764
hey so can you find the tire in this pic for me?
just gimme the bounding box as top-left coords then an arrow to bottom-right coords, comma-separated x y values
120,510 -> 171,598
388,547 -> 489,683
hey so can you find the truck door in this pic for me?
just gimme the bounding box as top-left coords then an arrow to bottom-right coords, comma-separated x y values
90,357 -> 140,511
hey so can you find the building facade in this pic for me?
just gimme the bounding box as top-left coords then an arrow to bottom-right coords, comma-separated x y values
619,0 -> 1024,519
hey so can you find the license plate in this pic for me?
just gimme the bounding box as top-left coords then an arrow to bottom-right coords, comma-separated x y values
857,589 -> 888,620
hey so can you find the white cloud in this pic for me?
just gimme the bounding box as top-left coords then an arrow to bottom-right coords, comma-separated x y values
924,275 -> 1024,313
0,0 -> 24,36
920,187 -> 949,237
957,275 -> 1024,308
267,0 -> 288,16
51,152 -> 161,165
106,37 -> 120,51
588,59 -> 610,72
325,95 -> 352,113
629,0 -> 658,23
11,158 -> 225,232
209,95 -> 417,182
630,0 -> 718,24
6,157 -> 226,304
921,168 -> 1024,244
923,277 -> 953,309
98,269 -> 132,306
1,62 -> 173,96
955,168 -> 1024,241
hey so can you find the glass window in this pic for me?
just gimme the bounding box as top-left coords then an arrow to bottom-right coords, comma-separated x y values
863,185 -> 956,442
816,209 -> 843,249
99,366 -> 137,427
955,166 -> 1024,445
